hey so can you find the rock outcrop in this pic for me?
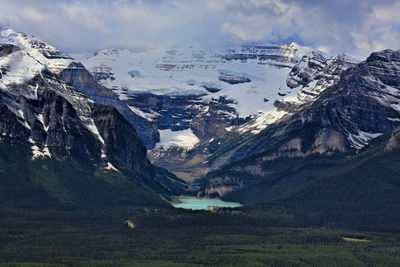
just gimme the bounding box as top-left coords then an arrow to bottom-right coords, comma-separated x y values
0,31 -> 187,199
202,49 -> 400,198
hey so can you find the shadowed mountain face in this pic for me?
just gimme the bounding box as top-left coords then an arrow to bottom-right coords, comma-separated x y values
195,50 -> 400,229
76,43 -> 319,180
76,44 -> 365,182
58,62 -> 161,149
206,50 -> 400,169
1,28 -> 400,231
0,39 -> 186,208
198,130 -> 400,230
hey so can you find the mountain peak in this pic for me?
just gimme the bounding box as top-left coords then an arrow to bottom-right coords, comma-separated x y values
0,27 -> 18,38
0,28 -> 75,73
366,49 -> 400,63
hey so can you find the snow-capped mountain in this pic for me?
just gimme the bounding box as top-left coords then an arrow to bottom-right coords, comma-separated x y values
202,49 -> 400,198
236,52 -> 357,135
0,28 -> 161,149
302,49 -> 400,149
79,43 -> 314,120
0,28 -> 75,74
1,27 -> 400,225
0,42 -> 143,173
4,27 -> 396,185
0,28 -> 186,197
0,29 -> 106,160
77,43 -> 321,180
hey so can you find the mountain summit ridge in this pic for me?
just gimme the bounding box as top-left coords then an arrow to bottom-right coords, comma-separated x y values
0,28 -> 187,206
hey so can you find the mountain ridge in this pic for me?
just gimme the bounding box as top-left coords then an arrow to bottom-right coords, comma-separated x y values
199,48 -> 400,222
0,29 -> 187,208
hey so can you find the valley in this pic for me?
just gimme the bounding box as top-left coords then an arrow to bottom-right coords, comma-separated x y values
0,26 -> 400,266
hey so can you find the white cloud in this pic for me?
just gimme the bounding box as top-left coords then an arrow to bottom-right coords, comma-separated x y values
0,0 -> 398,56
221,22 -> 269,41
317,46 -> 331,54
372,2 -> 400,24
60,3 -> 109,33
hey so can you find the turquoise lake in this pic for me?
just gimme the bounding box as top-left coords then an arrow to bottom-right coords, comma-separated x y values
172,197 -> 242,210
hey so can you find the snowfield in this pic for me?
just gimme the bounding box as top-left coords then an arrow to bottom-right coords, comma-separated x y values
155,129 -> 200,150
77,43 -> 313,118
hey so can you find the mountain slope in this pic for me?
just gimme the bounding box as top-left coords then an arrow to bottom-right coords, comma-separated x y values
0,39 -> 186,208
198,49 -> 400,229
204,49 -> 400,170
0,28 -> 161,149
0,135 -> 167,208
202,131 -> 400,230
78,43 -> 323,180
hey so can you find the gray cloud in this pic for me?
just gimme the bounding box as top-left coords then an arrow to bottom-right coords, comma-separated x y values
0,0 -> 399,56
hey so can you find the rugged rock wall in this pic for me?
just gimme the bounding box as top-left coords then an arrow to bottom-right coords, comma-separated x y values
202,49 -> 400,198
0,41 -> 186,198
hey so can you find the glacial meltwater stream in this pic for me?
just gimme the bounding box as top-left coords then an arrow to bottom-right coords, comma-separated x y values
172,197 -> 242,210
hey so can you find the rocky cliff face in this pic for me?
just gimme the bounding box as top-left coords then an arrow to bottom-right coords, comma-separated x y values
235,52 -> 357,136
0,28 -> 162,149
9,27 -> 396,190
0,43 -> 20,57
63,38 -> 400,188
300,49 -> 400,149
201,49 -> 400,198
0,51 -> 146,176
77,43 -> 315,180
144,95 -> 247,181
286,53 -> 356,104
0,34 -> 186,200
58,62 -> 161,150
200,52 -> 357,174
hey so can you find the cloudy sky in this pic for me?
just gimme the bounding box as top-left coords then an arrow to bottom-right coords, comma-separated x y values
1,0 -> 399,56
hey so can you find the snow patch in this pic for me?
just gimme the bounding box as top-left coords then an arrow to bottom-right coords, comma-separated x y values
0,50 -> 44,86
31,144 -> 51,160
388,117 -> 400,122
105,162 -> 119,172
85,120 -> 105,145
225,126 -> 233,131
238,110 -> 287,134
348,131 -> 383,149
36,114 -> 49,132
77,43 -> 313,118
154,128 -> 199,150
128,105 -> 159,121
0,28 -> 74,74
